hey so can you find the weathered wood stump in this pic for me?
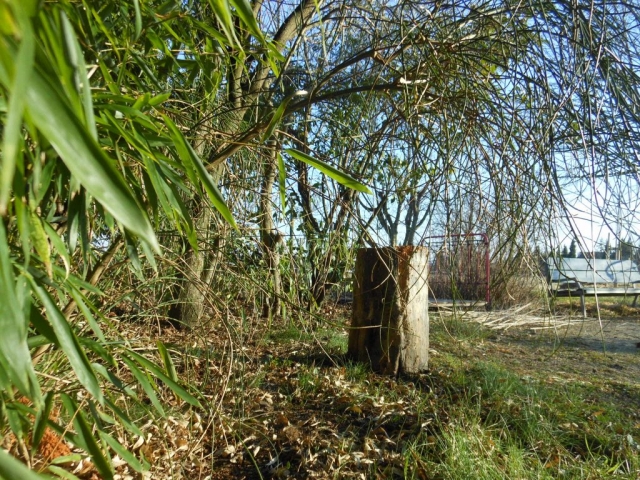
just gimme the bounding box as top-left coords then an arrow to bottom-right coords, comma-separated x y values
348,246 -> 429,375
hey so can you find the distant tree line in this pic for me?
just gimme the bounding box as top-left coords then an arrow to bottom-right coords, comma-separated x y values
557,238 -> 639,262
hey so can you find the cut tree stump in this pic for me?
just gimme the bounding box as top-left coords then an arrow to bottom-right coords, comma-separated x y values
348,246 -> 429,375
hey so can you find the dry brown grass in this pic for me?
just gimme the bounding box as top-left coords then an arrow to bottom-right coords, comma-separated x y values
490,274 -> 549,309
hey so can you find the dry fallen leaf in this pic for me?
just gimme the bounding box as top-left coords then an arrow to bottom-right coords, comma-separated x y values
274,413 -> 290,429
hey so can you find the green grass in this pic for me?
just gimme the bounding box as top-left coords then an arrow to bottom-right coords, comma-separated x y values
417,344 -> 639,479
435,313 -> 495,342
552,295 -> 640,316
408,372 -> 637,478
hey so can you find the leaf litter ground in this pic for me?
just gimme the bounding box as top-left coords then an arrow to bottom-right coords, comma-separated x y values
48,303 -> 640,479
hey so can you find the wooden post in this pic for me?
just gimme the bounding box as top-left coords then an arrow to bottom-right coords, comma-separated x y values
348,246 -> 429,375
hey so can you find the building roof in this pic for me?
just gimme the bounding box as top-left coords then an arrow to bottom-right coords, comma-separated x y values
547,258 -> 640,283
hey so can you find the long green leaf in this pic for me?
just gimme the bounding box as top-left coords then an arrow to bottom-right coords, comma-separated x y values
0,222 -> 38,398
285,148 -> 372,194
229,0 -> 264,43
104,398 -> 143,437
163,115 -> 237,229
132,0 -> 142,40
60,394 -> 113,480
44,466 -> 81,480
5,404 -> 25,447
43,222 -> 71,279
32,392 -> 55,455
99,431 -> 146,473
121,356 -> 165,417
277,152 -> 287,211
49,455 -> 83,466
29,304 -> 58,345
148,91 -> 171,107
125,350 -> 201,408
29,211 -> 52,277
157,341 -> 178,382
31,282 -> 102,402
68,289 -> 106,343
93,364 -> 138,400
8,0 -> 38,17
0,448 -> 52,480
0,43 -> 159,252
162,116 -> 198,185
207,0 -> 241,48
262,97 -> 290,142
0,15 -> 34,214
60,11 -> 97,140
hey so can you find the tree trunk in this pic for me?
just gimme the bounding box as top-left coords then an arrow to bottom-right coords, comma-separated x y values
348,246 -> 429,375
169,203 -> 214,328
260,141 -> 282,318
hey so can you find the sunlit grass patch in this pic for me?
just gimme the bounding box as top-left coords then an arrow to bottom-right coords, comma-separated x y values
422,344 -> 640,478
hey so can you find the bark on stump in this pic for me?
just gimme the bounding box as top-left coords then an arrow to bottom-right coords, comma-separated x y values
348,246 -> 429,375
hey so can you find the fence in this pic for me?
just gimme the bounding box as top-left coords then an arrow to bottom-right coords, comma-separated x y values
421,234 -> 491,306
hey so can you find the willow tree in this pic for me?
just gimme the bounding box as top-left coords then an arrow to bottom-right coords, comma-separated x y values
212,0 -> 640,313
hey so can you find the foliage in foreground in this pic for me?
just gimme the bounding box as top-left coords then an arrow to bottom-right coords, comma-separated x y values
0,0 -> 254,477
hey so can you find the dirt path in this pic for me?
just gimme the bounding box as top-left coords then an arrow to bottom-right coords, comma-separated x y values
444,314 -> 640,418
541,316 -> 640,354
496,316 -> 640,378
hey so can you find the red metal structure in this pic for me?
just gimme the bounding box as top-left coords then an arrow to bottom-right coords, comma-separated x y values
420,233 -> 491,307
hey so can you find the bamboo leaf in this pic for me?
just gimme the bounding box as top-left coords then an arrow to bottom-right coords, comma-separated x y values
32,392 -> 55,455
45,465 -> 81,480
162,116 -> 198,186
0,45 -> 159,252
49,454 -> 83,465
125,233 -> 144,280
29,304 -> 57,345
0,18 -> 34,214
78,338 -> 115,367
33,154 -> 56,205
148,91 -> 171,107
93,364 -> 138,400
132,92 -> 151,111
29,211 -> 52,278
229,0 -> 264,43
5,404 -> 25,446
157,341 -> 178,382
104,398 -> 143,437
163,115 -> 237,229
285,148 -> 372,193
60,394 -> 113,480
68,290 -> 106,343
132,0 -> 142,40
99,431 -> 146,473
121,356 -> 165,417
26,335 -> 51,350
0,448 -> 51,480
8,0 -> 38,18
43,222 -> 71,279
125,350 -> 201,408
207,0 -> 241,48
277,152 -> 286,212
0,222 -> 38,398
66,190 -> 83,254
262,97 -> 290,142
31,282 -> 102,402
143,159 -> 176,223
60,11 -> 96,140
